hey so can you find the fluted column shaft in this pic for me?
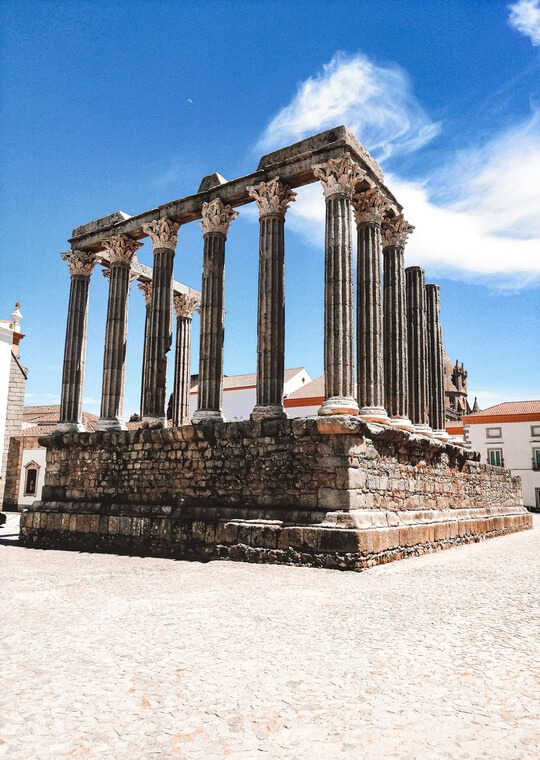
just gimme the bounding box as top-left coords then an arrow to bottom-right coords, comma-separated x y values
382,215 -> 414,428
197,232 -> 225,416
247,178 -> 296,420
406,267 -> 430,431
383,246 -> 409,420
141,218 -> 179,426
357,223 -> 385,414
57,250 -> 96,432
98,265 -> 131,427
193,198 -> 238,423
173,294 -> 199,426
353,187 -> 390,422
138,282 -> 152,419
314,155 -> 364,416
256,215 -> 285,414
97,235 -> 142,430
426,284 -> 446,435
173,316 -> 193,425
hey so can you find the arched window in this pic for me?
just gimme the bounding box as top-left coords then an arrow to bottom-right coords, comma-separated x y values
23,461 -> 40,496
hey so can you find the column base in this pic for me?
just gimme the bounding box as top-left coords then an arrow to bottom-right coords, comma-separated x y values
142,416 -> 167,429
318,397 -> 359,416
192,409 -> 226,424
389,415 -> 415,432
53,422 -> 86,434
433,429 -> 450,442
95,417 -> 128,432
413,423 -> 433,437
359,406 -> 390,424
250,404 -> 287,421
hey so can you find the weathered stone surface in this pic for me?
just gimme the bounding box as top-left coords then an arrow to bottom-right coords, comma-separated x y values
315,157 -> 360,416
20,419 -> 531,569
248,179 -> 295,420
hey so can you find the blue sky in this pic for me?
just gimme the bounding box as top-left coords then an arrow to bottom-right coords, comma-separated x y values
1,0 -> 539,416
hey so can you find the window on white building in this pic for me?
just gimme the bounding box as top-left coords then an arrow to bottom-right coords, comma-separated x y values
486,427 -> 502,439
533,449 -> 540,471
531,425 -> 540,438
23,461 -> 40,496
487,449 -> 504,467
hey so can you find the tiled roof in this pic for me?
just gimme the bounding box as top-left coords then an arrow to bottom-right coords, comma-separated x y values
465,400 -> 540,418
286,374 -> 325,400
21,409 -> 100,436
191,367 -> 305,393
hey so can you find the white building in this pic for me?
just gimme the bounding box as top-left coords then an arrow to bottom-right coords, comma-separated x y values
0,303 -> 27,512
284,374 -> 325,417
189,367 -> 311,421
463,401 -> 540,511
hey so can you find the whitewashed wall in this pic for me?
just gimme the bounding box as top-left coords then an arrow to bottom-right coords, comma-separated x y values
466,420 -> 540,508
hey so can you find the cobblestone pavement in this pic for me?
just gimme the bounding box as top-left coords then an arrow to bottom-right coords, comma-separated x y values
1,514 -> 538,760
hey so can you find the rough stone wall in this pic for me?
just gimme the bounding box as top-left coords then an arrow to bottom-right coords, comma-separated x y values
0,354 -> 27,509
39,418 -> 522,517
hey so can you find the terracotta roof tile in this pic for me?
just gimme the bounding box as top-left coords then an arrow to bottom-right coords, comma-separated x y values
286,374 -> 325,400
465,400 -> 540,417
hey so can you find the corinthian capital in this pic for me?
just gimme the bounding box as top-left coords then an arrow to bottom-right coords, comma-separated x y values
60,249 -> 97,278
142,217 -> 180,250
200,198 -> 239,236
101,234 -> 143,265
381,215 -> 415,248
247,178 -> 296,217
138,281 -> 152,307
173,292 -> 200,318
352,187 -> 390,226
313,155 -> 365,199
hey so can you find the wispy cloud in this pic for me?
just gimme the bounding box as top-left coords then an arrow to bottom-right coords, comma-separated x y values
508,0 -> 540,45
283,110 -> 540,288
257,52 -> 440,160
257,53 -> 540,289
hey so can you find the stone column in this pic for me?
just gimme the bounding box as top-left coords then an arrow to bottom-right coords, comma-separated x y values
405,266 -> 431,435
313,155 -> 364,416
353,188 -> 389,423
137,281 -> 152,419
247,178 -> 296,420
96,235 -> 142,431
172,293 -> 199,426
56,250 -> 97,432
382,215 -> 415,430
426,284 -> 448,439
141,217 -> 180,427
192,198 -> 238,424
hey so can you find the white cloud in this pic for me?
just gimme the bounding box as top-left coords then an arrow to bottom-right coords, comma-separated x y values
257,52 -> 440,159
508,0 -> 540,45
278,112 -> 540,289
257,54 -> 540,288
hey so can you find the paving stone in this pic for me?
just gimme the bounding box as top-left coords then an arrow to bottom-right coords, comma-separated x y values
0,514 -> 538,758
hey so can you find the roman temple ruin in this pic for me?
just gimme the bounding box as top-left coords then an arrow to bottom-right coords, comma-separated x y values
19,126 -> 532,569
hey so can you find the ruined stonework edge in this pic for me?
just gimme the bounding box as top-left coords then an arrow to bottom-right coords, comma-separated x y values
19,511 -> 533,572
